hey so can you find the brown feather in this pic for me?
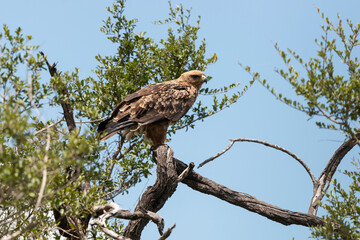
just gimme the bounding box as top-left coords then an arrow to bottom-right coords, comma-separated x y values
97,70 -> 207,145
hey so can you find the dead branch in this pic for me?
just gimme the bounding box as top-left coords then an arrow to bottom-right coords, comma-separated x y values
75,117 -> 107,123
42,52 -> 90,239
121,143 -> 327,239
308,131 -> 360,215
91,202 -> 166,239
177,162 -> 194,182
122,145 -> 323,240
40,51 -> 76,132
91,224 -> 128,240
123,145 -> 179,240
176,158 -> 323,226
199,138 -> 317,186
158,224 -> 176,240
198,140 -> 235,168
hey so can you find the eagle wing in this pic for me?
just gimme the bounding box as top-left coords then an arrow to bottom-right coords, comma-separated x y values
97,80 -> 198,140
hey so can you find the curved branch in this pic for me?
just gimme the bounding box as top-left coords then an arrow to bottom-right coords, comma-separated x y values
176,158 -> 323,226
122,145 -> 324,239
199,138 -> 317,186
308,131 -> 360,215
198,140 -> 235,168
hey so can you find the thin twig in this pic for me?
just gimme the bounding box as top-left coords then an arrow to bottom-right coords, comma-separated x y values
1,222 -> 37,240
107,140 -> 123,180
93,223 -> 129,240
33,116 -> 64,136
40,51 -> 57,77
27,71 -> 50,210
175,85 -> 250,132
199,138 -> 317,185
198,140 -> 235,168
116,141 -> 136,160
314,104 -> 341,125
54,227 -> 82,240
0,92 -> 8,101
5,70 -> 54,239
75,117 -> 107,124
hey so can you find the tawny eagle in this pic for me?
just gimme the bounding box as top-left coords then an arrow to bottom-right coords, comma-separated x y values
97,70 -> 207,146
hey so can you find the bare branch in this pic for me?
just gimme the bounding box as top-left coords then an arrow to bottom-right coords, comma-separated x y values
75,117 -> 107,124
158,224 -> 176,240
92,223 -> 128,240
177,162 -> 194,182
54,227 -> 82,240
41,51 -> 76,132
198,140 -> 235,168
40,51 -> 58,77
122,145 -> 323,240
308,131 -> 360,215
91,202 -> 166,238
41,52 -> 91,239
314,103 -> 341,125
199,138 -> 317,186
91,204 -> 131,240
33,116 -> 64,136
176,158 -> 323,226
124,145 -> 178,240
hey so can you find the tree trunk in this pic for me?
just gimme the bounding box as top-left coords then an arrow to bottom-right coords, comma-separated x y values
124,145 -> 179,240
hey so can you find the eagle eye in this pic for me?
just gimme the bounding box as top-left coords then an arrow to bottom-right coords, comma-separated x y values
191,74 -> 200,79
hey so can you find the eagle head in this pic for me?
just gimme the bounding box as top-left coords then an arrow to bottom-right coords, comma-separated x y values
180,70 -> 207,90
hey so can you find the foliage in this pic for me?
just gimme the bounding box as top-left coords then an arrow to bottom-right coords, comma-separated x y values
240,10 -> 360,239
311,160 -> 360,239
0,0 -> 248,238
242,9 -> 360,138
85,0 -> 249,199
0,25 -> 104,238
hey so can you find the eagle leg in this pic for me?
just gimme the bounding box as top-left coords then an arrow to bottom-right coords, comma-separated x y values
144,120 -> 170,147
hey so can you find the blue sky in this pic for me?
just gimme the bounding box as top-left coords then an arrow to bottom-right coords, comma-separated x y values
2,0 -> 360,239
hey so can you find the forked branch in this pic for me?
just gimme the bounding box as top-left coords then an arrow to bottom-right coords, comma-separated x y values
308,131 -> 360,215
123,145 -> 179,240
122,144 -> 324,240
199,138 -> 317,185
91,202 -> 167,239
176,158 -> 323,226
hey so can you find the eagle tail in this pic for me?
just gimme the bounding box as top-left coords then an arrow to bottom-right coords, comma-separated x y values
97,119 -> 136,141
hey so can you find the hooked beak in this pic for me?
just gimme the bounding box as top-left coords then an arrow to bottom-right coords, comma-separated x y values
202,75 -> 208,83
